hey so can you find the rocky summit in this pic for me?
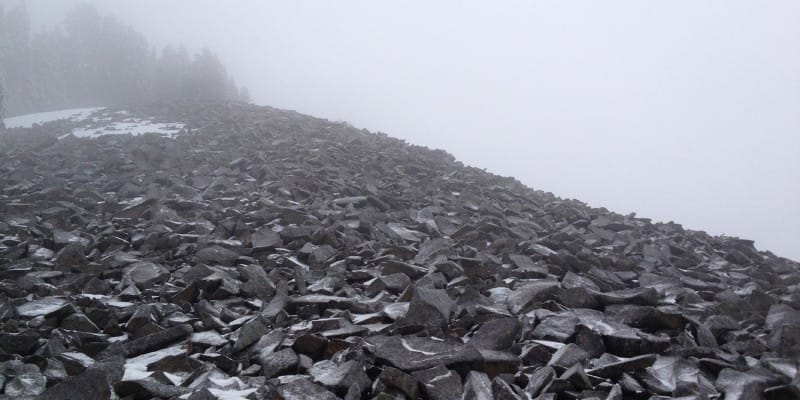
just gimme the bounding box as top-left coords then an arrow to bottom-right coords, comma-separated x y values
0,101 -> 798,400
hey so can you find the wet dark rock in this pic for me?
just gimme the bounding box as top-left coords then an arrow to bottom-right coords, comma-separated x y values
594,287 -> 659,307
276,377 -> 340,400
195,245 -> 240,267
463,371 -> 494,400
507,279 -> 560,314
124,324 -> 193,356
715,368 -> 773,400
55,242 -> 87,272
58,351 -> 96,374
252,227 -> 282,250
400,286 -> 454,331
369,335 -> 482,371
412,364 -> 463,400
0,360 -> 46,397
586,354 -> 656,379
38,367 -> 111,400
240,264 -> 276,300
377,366 -> 418,399
0,331 -> 40,355
115,377 -> 190,400
470,317 -> 521,351
259,348 -> 298,378
547,343 -> 589,368
309,359 -> 370,395
525,366 -> 555,398
291,294 -> 372,314
15,296 -> 69,318
61,312 -> 101,333
124,261 -> 170,289
233,314 -> 269,352
531,314 -> 580,342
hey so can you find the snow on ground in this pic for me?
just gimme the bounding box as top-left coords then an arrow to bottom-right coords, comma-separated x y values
123,345 -> 187,381
3,108 -> 103,128
67,119 -> 185,139
4,108 -> 185,139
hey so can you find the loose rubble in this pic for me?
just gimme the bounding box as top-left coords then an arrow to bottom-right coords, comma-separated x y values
0,100 -> 798,399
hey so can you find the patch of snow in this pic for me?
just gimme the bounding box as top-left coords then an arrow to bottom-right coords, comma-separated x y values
209,376 -> 247,389
66,119 -> 185,139
123,345 -> 186,381
3,108 -> 104,128
106,300 -> 136,308
208,388 -> 258,400
15,297 -> 68,318
4,108 -> 185,139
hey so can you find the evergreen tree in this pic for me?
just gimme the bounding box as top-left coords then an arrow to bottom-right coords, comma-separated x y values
0,2 -> 7,133
0,3 -> 251,116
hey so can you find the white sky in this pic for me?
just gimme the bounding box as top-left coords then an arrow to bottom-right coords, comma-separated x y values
23,1 -> 800,260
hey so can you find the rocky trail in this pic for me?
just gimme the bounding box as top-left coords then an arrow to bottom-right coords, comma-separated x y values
0,101 -> 798,399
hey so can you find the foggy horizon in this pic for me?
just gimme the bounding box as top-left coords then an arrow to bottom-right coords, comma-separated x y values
16,0 -> 800,260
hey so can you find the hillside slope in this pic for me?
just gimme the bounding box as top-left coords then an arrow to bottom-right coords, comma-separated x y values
0,101 -> 798,399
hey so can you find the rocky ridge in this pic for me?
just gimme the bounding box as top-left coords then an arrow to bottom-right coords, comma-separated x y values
0,101 -> 798,399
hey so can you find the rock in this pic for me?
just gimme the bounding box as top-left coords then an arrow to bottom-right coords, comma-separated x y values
38,367 -> 111,400
309,359 -> 370,395
187,388 -> 218,400
190,331 -> 228,348
715,368 -> 773,400
0,331 -> 40,354
55,242 -> 87,272
400,286 -> 454,330
553,363 -> 592,391
115,377 -> 190,400
58,351 -> 96,374
15,296 -> 69,318
61,312 -> 101,333
233,315 -> 269,352
506,279 -> 560,314
547,343 -> 589,368
291,294 -> 371,314
124,261 -> 170,289
412,364 -> 464,400
531,314 -> 580,342
586,354 -> 657,379
195,245 -> 240,266
525,366 -> 555,398
252,227 -> 282,250
115,198 -> 156,219
594,287 -> 659,307
369,335 -> 483,371
463,370 -> 494,400
240,264 -> 275,300
276,377 -> 340,400
470,317 -> 521,351
0,360 -> 46,397
124,324 -> 193,357
378,366 -> 419,399
259,348 -> 298,378
492,376 -> 524,400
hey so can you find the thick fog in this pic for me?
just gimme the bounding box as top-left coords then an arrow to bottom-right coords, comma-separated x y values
25,0 -> 800,261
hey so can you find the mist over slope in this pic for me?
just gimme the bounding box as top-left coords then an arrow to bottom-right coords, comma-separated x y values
0,3 -> 249,117
0,101 -> 798,399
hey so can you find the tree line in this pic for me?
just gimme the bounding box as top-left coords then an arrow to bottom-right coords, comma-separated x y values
0,2 -> 250,118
